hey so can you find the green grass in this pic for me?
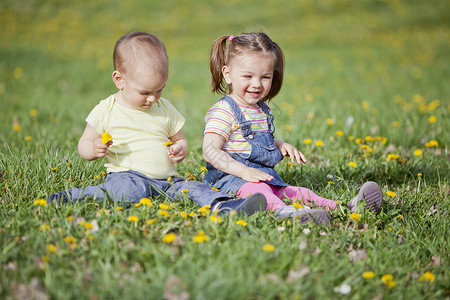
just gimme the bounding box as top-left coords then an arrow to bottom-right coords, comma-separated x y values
1,0 -> 449,299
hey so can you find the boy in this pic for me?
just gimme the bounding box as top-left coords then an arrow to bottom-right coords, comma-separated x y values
49,31 -> 266,215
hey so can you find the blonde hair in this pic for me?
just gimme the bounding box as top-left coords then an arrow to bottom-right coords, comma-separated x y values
113,31 -> 168,76
210,32 -> 284,102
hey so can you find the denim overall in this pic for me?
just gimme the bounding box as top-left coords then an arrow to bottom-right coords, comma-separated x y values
205,96 -> 287,194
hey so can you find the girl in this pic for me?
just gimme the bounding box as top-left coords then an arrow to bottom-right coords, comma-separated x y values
202,32 -> 383,224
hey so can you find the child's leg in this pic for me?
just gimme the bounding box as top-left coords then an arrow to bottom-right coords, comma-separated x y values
236,182 -> 285,211
273,185 -> 337,211
68,171 -> 151,204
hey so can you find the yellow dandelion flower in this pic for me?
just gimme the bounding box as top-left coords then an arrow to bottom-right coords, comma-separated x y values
158,210 -> 169,217
34,199 -> 47,206
397,214 -> 404,220
41,256 -> 49,263
64,236 -> 76,243
13,67 -> 23,79
39,224 -> 50,231
128,215 -> 139,222
236,220 -> 248,226
179,211 -> 187,220
315,140 -> 324,147
292,203 -> 304,209
336,130 -> 344,136
362,101 -> 369,110
135,203 -> 142,207
386,280 -> 396,288
198,205 -> 211,215
386,191 -> 396,197
210,215 -> 222,224
362,271 -> 375,279
348,136 -> 354,141
350,213 -> 360,221
387,154 -> 400,161
25,136 -> 32,142
188,212 -> 197,217
425,140 -> 439,147
13,124 -> 21,132
284,125 -> 293,131
101,132 -> 112,144
423,271 -> 435,282
392,121 -> 399,127
193,231 -> 209,243
46,244 -> 56,254
262,244 -> 275,252
159,203 -> 170,210
146,218 -> 157,225
139,198 -> 152,206
418,173 -> 423,178
414,149 -> 423,156
348,162 -> 357,168
388,227 -> 393,232
200,166 -> 208,172
116,206 -> 123,211
303,139 -> 312,145
162,233 -> 176,243
164,140 -> 173,147
327,118 -> 333,125
29,109 -> 38,117
428,115 -> 436,123
365,136 -> 374,142
181,189 -> 189,194
381,274 -> 393,284
84,222 -> 93,230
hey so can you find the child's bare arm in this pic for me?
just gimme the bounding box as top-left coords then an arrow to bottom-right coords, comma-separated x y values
78,124 -> 112,161
168,130 -> 188,163
203,133 -> 273,182
274,139 -> 307,164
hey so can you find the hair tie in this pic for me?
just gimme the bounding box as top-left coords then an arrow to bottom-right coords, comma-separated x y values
229,35 -> 234,42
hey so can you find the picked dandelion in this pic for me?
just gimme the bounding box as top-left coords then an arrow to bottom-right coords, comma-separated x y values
101,132 -> 112,144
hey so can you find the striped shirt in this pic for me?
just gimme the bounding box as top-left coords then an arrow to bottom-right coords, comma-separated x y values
204,99 -> 270,154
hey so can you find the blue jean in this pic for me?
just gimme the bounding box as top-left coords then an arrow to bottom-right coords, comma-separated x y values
68,170 -> 232,207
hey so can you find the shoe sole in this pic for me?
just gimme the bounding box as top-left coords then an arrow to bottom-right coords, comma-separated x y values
357,181 -> 383,213
235,193 -> 267,215
293,209 -> 331,225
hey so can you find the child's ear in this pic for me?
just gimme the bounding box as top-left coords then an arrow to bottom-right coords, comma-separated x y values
222,65 -> 232,84
112,70 -> 125,90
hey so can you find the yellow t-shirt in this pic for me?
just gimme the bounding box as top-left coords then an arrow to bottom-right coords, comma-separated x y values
86,95 -> 185,179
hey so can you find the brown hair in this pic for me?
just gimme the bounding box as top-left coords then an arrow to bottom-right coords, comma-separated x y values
113,31 -> 168,76
210,32 -> 284,102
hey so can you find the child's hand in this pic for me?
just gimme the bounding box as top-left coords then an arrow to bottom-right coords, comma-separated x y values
241,167 -> 274,182
168,143 -> 187,163
93,137 -> 112,158
278,142 -> 307,164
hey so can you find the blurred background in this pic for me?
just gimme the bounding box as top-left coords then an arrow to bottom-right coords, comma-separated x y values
1,0 -> 448,151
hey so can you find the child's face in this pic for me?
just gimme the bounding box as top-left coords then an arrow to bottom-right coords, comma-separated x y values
113,66 -> 167,111
222,52 -> 274,107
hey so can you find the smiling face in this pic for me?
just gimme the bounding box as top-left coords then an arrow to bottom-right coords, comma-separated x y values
113,64 -> 168,111
222,52 -> 275,107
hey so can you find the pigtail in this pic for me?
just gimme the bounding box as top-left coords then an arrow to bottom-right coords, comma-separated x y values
264,41 -> 285,102
210,35 -> 231,95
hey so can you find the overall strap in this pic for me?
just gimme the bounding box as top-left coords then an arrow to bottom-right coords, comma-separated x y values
258,101 -> 275,135
222,96 -> 254,140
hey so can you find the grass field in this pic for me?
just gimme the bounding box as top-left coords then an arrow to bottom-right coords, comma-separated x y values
1,0 -> 449,299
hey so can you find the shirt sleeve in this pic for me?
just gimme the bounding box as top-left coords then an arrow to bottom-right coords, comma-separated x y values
204,100 -> 236,140
85,99 -> 109,135
161,98 -> 185,137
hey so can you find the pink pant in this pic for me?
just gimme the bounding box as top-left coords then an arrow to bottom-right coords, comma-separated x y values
236,182 -> 337,211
